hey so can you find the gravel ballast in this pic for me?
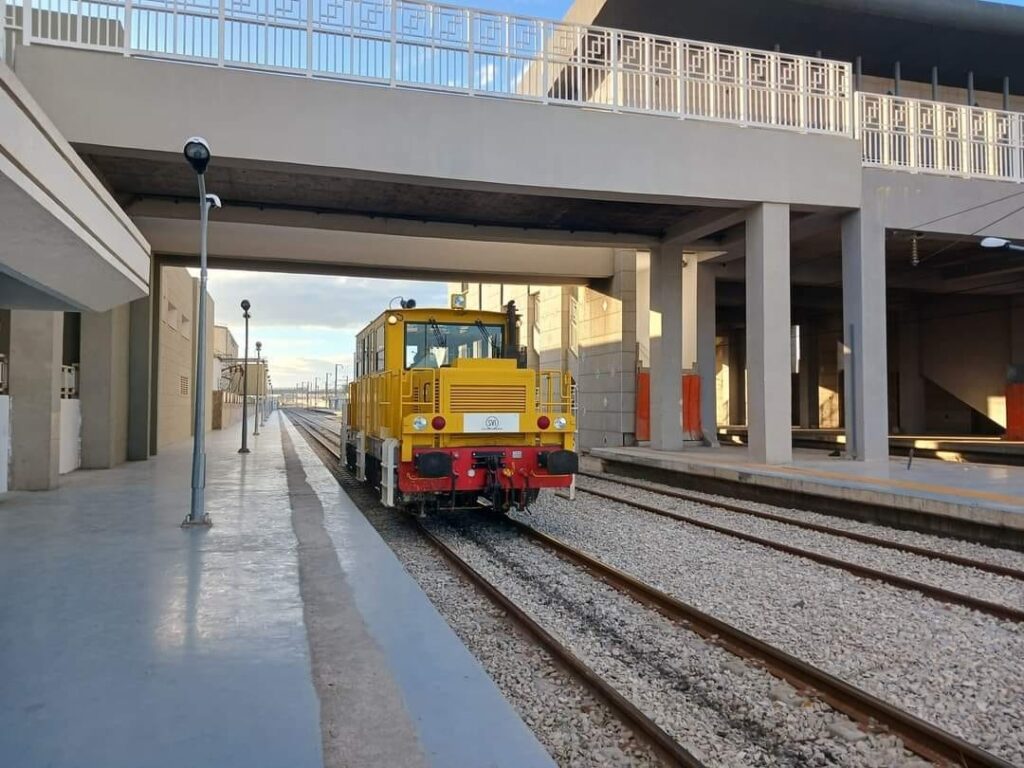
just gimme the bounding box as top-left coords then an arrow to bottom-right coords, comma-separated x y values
514,490 -> 1024,764
292,422 -> 660,767
429,513 -> 926,768
577,476 -> 1024,610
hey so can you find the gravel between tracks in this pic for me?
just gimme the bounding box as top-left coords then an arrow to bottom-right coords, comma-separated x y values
578,477 -> 1024,610
586,472 -> 1024,573
290,421 -> 661,767
430,513 -> 925,768
513,492 -> 1024,765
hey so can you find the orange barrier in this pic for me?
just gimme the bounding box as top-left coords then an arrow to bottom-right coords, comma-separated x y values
635,370 -> 702,442
1008,383 -> 1024,441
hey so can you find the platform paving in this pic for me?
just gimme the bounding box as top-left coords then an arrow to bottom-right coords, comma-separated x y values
592,444 -> 1024,545
0,412 -> 553,768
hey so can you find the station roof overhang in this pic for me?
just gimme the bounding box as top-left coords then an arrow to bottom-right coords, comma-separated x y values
586,0 -> 1024,94
0,64 -> 150,311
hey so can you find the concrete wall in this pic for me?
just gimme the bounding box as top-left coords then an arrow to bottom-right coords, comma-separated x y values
156,267 -> 214,449
212,391 -> 243,431
0,395 -> 10,492
8,310 -> 61,489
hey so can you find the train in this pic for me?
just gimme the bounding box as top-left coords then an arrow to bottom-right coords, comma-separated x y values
344,295 -> 578,513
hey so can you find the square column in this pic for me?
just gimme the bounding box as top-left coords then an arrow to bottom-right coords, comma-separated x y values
746,203 -> 792,464
9,311 -> 62,490
695,261 -> 719,445
127,296 -> 152,460
1012,296 -> 1024,366
727,329 -> 746,425
649,244 -> 684,451
797,319 -> 820,429
897,307 -> 926,434
841,209 -> 889,461
80,305 -> 130,468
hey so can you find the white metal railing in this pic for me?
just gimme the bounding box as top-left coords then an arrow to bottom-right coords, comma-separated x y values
20,0 -> 853,136
17,0 -> 1024,182
859,91 -> 1024,182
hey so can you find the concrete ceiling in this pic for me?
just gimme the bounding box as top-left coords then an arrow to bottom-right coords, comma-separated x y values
82,151 -> 704,238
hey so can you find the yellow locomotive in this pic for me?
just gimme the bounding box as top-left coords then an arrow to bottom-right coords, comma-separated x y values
345,296 -> 577,512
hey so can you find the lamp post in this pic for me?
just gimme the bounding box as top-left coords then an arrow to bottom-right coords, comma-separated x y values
239,300 -> 251,454
254,341 -> 262,436
182,137 -> 220,529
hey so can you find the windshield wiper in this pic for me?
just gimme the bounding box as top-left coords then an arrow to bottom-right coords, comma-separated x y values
429,317 -> 447,347
475,320 -> 500,355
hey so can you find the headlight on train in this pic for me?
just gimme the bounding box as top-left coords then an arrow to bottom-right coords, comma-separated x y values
554,417 -> 568,430
412,416 -> 428,431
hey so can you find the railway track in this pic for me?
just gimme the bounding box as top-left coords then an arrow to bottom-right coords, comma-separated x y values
284,409 -> 703,767
567,480 -> 1024,624
285,408 -> 1014,768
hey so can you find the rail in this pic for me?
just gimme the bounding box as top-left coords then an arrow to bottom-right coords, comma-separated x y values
20,0 -> 851,136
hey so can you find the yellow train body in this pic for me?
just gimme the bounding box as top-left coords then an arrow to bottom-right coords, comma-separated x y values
345,304 -> 577,510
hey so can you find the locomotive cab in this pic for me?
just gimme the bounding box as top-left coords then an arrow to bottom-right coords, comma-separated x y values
345,298 -> 577,512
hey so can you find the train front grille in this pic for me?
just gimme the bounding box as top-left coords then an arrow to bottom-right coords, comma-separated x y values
448,384 -> 528,413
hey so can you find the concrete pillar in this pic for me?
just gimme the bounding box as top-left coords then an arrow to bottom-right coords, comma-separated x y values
682,258 -> 698,370
80,306 -> 130,468
649,244 -> 684,451
798,320 -> 820,429
1012,296 -> 1024,365
9,311 -> 62,490
728,328 -> 746,425
635,250 -> 651,367
898,308 -> 926,434
127,296 -> 152,460
746,203 -> 792,464
696,261 -> 719,445
148,263 -> 162,456
841,208 -> 889,461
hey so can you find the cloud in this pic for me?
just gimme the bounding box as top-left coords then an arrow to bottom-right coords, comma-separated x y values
201,269 -> 449,387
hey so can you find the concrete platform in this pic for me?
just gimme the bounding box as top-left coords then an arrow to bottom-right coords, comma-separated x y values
0,412 -> 553,768
718,426 -> 1024,466
591,444 -> 1024,549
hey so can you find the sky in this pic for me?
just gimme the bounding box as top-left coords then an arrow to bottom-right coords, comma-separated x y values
193,2 -> 572,391
202,270 -> 449,389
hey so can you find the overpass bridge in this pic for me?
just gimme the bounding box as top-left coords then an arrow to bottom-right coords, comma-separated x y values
2,0 -> 1024,485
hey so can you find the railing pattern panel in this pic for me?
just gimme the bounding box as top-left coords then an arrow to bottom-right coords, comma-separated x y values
23,0 -> 852,135
860,92 -> 1024,182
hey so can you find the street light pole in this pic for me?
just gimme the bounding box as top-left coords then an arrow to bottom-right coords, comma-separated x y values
182,137 -> 220,529
239,300 -> 251,454
254,341 -> 262,436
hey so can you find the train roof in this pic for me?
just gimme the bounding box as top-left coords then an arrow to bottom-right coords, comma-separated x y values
356,306 -> 508,337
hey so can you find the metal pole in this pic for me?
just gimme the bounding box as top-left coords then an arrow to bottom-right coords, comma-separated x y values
253,342 -> 261,436
184,175 -> 213,527
239,306 -> 250,453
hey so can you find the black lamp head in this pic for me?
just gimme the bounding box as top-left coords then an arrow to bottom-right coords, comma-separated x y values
183,136 -> 212,175
256,341 -> 262,351
241,299 -> 251,312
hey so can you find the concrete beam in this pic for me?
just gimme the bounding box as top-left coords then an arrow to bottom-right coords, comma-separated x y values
16,46 -> 863,210
9,311 -> 62,489
126,199 -> 659,249
746,203 -> 792,464
138,216 -> 617,283
663,207 -> 749,248
842,208 -> 890,461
